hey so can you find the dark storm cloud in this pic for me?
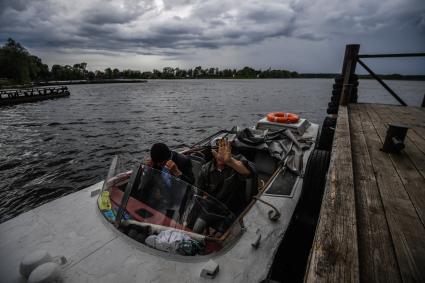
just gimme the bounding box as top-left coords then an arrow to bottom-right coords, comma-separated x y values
0,0 -> 298,52
0,0 -> 424,58
0,0 -> 27,12
85,10 -> 137,25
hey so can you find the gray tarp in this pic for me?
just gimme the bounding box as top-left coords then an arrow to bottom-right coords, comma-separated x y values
234,128 -> 312,174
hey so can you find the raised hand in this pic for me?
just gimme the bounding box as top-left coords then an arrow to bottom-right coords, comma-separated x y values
212,138 -> 232,165
212,138 -> 251,176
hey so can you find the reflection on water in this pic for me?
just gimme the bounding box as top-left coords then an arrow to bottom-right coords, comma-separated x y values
0,79 -> 424,223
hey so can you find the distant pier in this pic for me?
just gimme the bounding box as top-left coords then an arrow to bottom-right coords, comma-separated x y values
0,86 -> 70,106
305,45 -> 425,282
34,79 -> 147,87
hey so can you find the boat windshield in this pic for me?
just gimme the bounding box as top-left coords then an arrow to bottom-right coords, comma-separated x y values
98,156 -> 241,246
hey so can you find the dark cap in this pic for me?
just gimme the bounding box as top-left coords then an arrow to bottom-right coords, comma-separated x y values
150,143 -> 171,163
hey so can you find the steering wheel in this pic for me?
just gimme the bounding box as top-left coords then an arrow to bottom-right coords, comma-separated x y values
192,195 -> 232,234
193,195 -> 228,220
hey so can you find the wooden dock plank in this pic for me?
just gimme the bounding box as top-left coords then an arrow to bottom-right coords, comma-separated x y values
349,104 -> 401,283
305,106 -> 359,283
406,129 -> 425,155
379,104 -> 425,141
373,104 -> 425,178
358,104 -> 425,282
366,104 -> 425,228
383,105 -> 425,154
381,107 -> 425,181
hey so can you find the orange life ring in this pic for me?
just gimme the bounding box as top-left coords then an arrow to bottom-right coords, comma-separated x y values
266,112 -> 300,124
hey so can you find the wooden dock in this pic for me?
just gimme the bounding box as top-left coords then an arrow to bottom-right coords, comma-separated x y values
305,103 -> 425,282
0,86 -> 70,106
304,44 -> 425,283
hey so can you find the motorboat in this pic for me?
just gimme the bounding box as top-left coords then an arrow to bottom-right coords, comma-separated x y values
0,113 -> 329,283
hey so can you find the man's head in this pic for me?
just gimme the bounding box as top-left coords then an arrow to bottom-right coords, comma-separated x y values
150,143 -> 171,167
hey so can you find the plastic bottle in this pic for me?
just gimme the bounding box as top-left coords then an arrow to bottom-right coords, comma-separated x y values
98,191 -> 112,211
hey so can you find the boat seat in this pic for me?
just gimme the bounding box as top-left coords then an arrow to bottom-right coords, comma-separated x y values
254,150 -> 277,179
188,155 -> 206,186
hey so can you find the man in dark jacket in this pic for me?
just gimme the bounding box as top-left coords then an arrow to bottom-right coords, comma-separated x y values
136,143 -> 194,215
196,138 -> 255,215
149,143 -> 194,185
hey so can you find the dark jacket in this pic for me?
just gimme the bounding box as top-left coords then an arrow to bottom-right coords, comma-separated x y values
196,154 -> 256,214
170,151 -> 194,185
136,151 -> 194,210
151,151 -> 194,185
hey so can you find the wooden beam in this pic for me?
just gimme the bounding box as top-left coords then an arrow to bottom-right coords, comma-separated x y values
305,106 -> 359,283
358,104 -> 425,282
349,104 -> 402,282
368,104 -> 425,227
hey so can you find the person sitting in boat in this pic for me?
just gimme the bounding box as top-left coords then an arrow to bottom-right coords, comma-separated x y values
196,138 -> 255,216
147,143 -> 194,185
135,143 -> 194,215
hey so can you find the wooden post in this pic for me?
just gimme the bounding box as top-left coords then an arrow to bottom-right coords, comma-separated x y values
340,44 -> 360,106
422,94 -> 425,107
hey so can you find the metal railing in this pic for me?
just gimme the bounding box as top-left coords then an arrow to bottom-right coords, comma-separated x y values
337,44 -> 425,107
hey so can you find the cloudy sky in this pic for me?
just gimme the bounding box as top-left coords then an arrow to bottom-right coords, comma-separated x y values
1,0 -> 424,74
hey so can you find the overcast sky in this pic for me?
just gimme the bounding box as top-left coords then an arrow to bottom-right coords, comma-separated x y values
1,0 -> 424,74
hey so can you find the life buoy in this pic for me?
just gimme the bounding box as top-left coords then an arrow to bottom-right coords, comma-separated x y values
266,112 -> 300,124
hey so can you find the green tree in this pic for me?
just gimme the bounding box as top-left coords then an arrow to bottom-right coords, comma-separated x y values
104,68 -> 112,79
0,38 -> 32,83
87,71 -> 95,80
236,66 -> 257,78
194,66 -> 202,78
112,68 -> 120,79
222,69 -> 233,78
29,55 -> 49,81
51,64 -> 63,80
162,67 -> 174,79
95,70 -> 104,79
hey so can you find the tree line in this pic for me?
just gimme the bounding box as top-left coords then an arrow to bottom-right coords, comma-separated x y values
1,38 -> 422,85
0,38 -> 300,84
49,65 -> 299,80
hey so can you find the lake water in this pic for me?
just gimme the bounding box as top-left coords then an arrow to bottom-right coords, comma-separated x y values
1,79 -> 424,223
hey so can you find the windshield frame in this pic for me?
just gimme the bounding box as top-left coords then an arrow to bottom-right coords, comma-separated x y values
99,158 -> 244,245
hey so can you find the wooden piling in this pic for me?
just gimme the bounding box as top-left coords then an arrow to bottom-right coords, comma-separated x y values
339,44 -> 360,106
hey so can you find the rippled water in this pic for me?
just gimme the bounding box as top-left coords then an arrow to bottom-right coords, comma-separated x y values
1,79 -> 424,223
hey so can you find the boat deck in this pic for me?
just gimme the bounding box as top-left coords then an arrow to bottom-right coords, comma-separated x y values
305,103 -> 425,282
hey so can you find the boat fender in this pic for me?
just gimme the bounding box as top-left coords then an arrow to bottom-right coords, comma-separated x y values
19,250 -> 53,279
28,262 -> 62,283
200,259 -> 219,279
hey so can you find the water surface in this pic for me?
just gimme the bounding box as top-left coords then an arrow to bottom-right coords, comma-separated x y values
1,79 -> 424,223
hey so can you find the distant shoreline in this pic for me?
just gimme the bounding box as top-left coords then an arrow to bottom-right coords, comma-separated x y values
36,79 -> 148,86
299,74 -> 425,81
0,79 -> 147,89
1,75 -> 424,89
